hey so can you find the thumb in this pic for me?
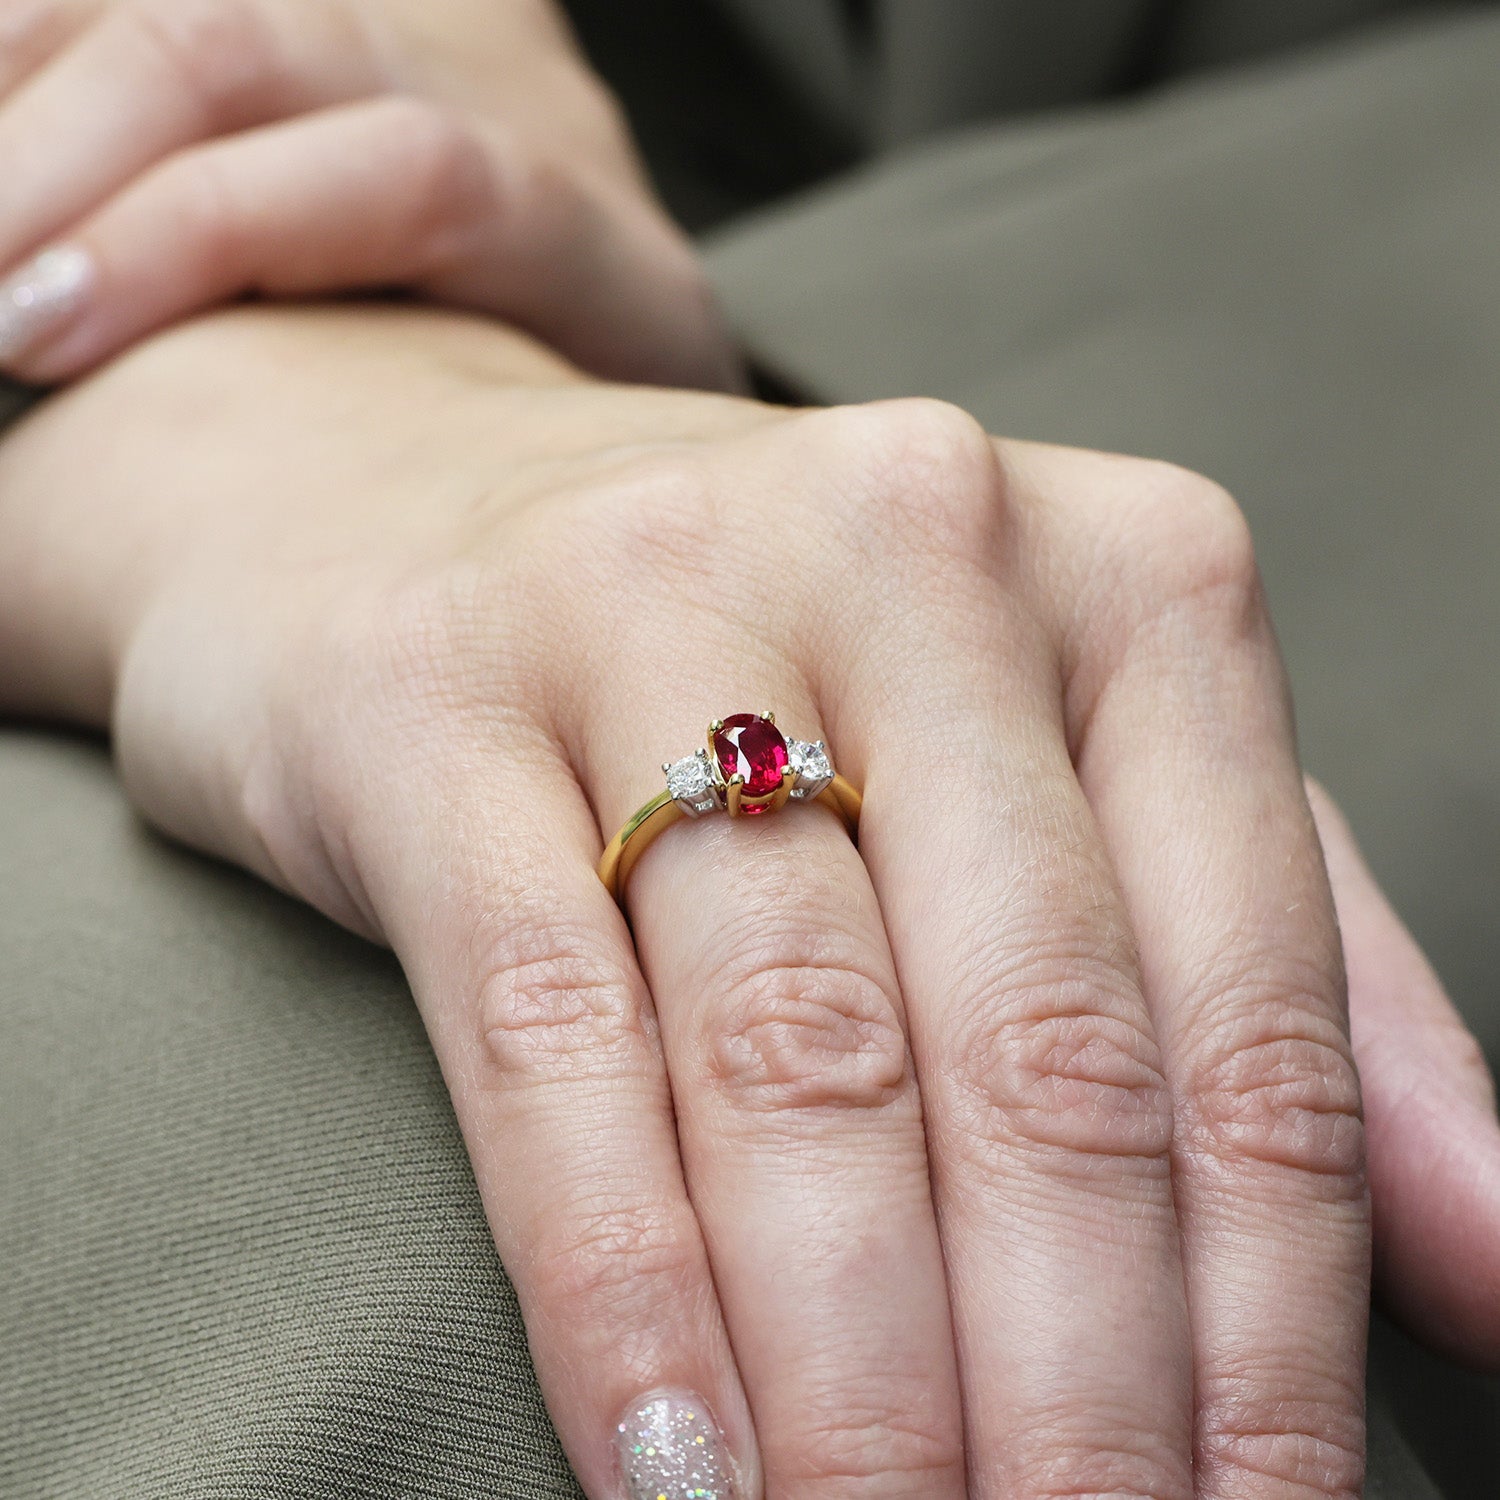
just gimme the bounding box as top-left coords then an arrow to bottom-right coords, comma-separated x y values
1308,778 -> 1500,1368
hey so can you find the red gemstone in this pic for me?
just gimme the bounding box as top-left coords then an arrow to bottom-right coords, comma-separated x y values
713,713 -> 789,811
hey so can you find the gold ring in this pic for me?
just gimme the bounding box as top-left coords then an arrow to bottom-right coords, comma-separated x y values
597,711 -> 862,903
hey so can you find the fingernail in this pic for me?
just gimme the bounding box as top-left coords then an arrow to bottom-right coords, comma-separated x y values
616,1390 -> 736,1500
0,246 -> 92,361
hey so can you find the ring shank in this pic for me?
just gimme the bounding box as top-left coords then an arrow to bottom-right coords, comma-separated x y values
597,774 -> 862,903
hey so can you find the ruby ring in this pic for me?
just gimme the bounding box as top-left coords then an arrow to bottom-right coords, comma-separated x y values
596,711 -> 862,903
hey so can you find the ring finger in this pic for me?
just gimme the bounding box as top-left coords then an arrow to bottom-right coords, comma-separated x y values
581,675 -> 967,1499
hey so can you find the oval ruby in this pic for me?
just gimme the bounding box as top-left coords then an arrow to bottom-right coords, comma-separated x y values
713,713 -> 789,809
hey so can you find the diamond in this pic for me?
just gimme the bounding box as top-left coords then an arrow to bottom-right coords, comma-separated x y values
665,752 -> 719,816
788,739 -> 833,799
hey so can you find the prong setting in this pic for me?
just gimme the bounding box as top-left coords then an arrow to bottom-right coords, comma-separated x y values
664,750 -> 719,817
788,738 -> 834,800
664,715 -> 838,818
613,714 -> 858,903
769,765 -> 795,813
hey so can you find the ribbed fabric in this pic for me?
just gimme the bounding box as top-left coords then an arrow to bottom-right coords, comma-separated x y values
1,732 -> 581,1498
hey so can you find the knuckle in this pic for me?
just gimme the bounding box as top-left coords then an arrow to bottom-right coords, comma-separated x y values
372,96 -> 496,252
156,149 -> 249,270
125,0 -> 282,127
848,395 -> 997,480
1064,461 -> 1273,722
470,917 -> 649,1090
941,960 -> 1173,1167
528,1199 -> 705,1339
809,397 -> 1006,566
1183,1003 -> 1365,1183
779,1386 -> 964,1496
1011,1431 -> 1190,1500
705,961 -> 911,1115
1200,1413 -> 1364,1497
1127,460 -> 1262,618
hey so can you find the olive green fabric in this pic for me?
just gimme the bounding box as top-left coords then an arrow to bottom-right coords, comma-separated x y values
3,5 -> 1496,1498
706,9 -> 1500,1495
0,730 -> 583,1499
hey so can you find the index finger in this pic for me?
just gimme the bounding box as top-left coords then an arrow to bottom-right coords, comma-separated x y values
819,402 -> 1197,1500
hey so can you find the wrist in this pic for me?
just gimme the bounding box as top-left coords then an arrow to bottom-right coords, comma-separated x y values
0,303 -> 580,725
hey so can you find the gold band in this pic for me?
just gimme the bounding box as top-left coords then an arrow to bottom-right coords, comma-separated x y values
597,774 -> 862,904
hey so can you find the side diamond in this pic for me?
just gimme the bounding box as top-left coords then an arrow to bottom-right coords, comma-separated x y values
788,740 -> 834,800
665,752 -> 720,817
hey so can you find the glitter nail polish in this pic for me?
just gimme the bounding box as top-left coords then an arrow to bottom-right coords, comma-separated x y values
615,1390 -> 736,1500
0,246 -> 93,360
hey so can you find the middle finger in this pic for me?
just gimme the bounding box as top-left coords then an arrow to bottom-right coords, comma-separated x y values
824,407 -> 1196,1499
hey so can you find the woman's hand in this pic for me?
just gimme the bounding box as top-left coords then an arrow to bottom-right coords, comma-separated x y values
3,305 -> 1497,1499
0,0 -> 738,389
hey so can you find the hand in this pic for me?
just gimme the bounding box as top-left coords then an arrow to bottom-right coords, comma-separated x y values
0,0 -> 738,389
3,305 -> 1496,1499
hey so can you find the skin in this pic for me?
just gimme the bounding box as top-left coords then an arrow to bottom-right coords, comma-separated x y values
0,0 -> 741,389
3,304 -> 1498,1498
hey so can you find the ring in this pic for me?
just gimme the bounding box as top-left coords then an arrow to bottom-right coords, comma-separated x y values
597,711 -> 862,902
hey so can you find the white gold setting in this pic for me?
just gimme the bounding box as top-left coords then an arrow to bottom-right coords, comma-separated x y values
787,739 -> 834,800
663,751 -> 719,817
